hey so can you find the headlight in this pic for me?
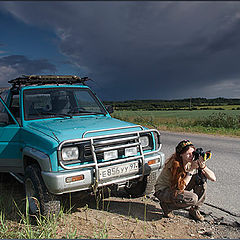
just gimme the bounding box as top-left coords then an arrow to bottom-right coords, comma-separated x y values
139,136 -> 149,148
62,147 -> 79,161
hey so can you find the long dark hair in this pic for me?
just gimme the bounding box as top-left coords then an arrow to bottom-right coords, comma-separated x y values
165,145 -> 195,194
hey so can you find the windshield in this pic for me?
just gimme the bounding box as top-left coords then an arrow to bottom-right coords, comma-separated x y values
23,87 -> 106,120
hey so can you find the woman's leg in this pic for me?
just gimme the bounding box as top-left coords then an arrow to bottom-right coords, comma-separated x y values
185,172 -> 207,208
185,172 -> 207,221
154,188 -> 198,216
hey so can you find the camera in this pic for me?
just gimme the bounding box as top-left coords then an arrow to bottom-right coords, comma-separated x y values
193,148 -> 212,161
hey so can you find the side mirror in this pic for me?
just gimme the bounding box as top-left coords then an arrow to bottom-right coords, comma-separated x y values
0,112 -> 9,125
106,105 -> 114,114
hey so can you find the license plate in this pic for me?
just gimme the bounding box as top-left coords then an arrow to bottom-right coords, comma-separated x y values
99,161 -> 139,180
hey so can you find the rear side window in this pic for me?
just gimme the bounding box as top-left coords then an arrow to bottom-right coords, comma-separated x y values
0,90 -> 9,112
0,97 -> 16,125
9,94 -> 20,119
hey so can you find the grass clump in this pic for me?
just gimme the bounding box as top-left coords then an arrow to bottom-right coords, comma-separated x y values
0,193 -> 79,239
194,112 -> 240,129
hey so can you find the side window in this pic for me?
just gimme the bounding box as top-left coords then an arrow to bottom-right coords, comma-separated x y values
0,90 -> 9,102
0,90 -> 9,113
9,94 -> 20,118
0,98 -> 16,126
0,100 -> 5,113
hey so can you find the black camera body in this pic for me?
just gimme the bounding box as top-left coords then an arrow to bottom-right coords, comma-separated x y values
193,148 -> 212,161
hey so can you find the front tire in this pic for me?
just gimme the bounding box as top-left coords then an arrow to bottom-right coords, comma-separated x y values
24,164 -> 60,217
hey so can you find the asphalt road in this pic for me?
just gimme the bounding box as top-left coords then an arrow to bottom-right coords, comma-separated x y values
159,130 -> 240,224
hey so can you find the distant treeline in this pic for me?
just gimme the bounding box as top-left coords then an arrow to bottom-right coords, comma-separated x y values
104,97 -> 240,111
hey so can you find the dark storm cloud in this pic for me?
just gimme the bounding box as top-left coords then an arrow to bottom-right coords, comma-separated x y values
1,2 -> 240,99
0,55 -> 56,72
0,55 -> 56,85
206,18 -> 240,53
0,43 -> 5,54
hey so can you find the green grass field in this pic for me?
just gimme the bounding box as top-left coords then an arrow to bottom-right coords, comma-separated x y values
113,109 -> 240,119
112,110 -> 240,137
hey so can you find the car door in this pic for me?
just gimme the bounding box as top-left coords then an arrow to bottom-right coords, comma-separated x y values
0,95 -> 21,172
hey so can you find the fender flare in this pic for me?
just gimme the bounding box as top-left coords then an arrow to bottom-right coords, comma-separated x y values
22,146 -> 52,172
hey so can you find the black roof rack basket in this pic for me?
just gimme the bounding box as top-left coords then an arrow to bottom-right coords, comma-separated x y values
9,75 -> 90,88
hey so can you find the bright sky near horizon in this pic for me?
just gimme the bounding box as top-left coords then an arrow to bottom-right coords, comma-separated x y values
1,1 -> 240,101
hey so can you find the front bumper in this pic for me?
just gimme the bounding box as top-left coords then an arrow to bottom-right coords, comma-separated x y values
41,151 -> 165,195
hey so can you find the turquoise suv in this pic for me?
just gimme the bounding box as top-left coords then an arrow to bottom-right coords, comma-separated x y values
0,75 -> 165,216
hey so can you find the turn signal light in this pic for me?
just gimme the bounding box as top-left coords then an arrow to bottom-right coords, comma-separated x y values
65,175 -> 84,183
148,159 -> 157,165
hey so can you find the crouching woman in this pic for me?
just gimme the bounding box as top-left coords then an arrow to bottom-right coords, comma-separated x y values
154,140 -> 216,221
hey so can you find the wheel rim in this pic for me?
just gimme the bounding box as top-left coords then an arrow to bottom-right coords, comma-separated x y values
25,178 -> 39,214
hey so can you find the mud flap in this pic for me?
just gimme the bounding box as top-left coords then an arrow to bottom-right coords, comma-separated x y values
139,163 -> 151,182
142,163 -> 151,176
144,171 -> 157,196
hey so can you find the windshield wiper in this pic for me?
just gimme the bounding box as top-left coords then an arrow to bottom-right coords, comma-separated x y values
68,107 -> 104,115
78,111 -> 104,115
40,112 -> 73,118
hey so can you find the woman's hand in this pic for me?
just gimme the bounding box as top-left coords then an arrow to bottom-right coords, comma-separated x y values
197,156 -> 217,181
197,156 -> 206,169
184,160 -> 199,172
191,160 -> 199,169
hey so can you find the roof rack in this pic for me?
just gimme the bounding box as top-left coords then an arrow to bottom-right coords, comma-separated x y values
9,75 -> 90,88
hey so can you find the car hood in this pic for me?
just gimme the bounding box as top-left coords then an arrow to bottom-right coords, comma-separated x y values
27,116 -> 144,142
